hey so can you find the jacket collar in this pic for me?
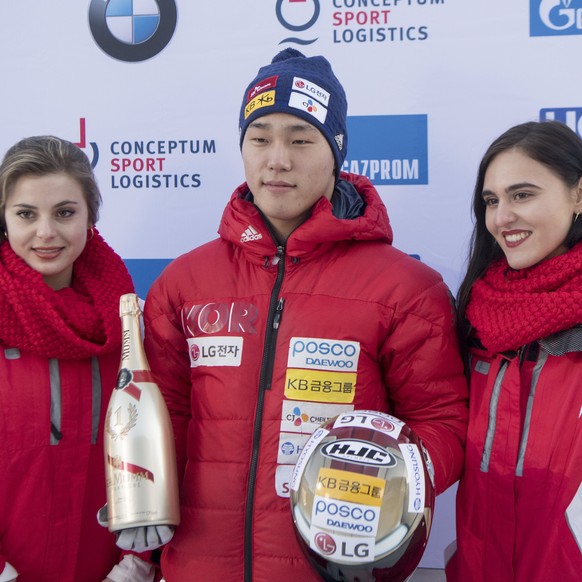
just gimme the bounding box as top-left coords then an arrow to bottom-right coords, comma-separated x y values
472,325 -> 582,358
217,172 -> 393,265
540,325 -> 582,356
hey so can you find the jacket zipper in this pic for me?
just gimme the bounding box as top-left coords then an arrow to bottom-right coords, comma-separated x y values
49,359 -> 63,444
244,246 -> 286,582
49,357 -> 102,445
480,345 -> 549,476
516,346 -> 547,476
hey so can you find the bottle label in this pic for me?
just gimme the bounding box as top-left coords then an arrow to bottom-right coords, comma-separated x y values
107,454 -> 155,483
105,401 -> 138,441
115,368 -> 155,400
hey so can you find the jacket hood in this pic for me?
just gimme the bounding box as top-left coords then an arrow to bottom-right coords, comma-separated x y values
218,172 -> 393,263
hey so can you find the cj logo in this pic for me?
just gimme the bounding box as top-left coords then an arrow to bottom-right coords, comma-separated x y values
89,0 -> 177,62
276,0 -> 320,45
291,406 -> 309,427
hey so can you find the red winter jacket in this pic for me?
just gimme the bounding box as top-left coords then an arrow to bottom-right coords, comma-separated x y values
144,173 -> 468,581
446,329 -> 582,581
0,348 -> 121,581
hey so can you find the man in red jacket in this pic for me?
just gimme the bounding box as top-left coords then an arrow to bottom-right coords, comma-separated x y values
143,48 -> 469,582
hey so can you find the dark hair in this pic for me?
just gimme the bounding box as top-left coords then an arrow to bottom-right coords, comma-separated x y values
0,136 -> 101,242
457,120 -> 582,345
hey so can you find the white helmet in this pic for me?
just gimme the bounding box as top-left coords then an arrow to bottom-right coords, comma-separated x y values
290,410 -> 435,581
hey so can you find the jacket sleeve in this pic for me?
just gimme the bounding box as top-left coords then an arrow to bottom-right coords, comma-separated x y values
0,446 -> 15,581
380,275 -> 468,494
143,272 -> 192,484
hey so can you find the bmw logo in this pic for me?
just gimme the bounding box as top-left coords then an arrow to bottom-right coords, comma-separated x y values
89,0 -> 177,62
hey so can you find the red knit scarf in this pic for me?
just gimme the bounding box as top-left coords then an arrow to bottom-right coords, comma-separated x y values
466,242 -> 582,353
0,229 -> 134,359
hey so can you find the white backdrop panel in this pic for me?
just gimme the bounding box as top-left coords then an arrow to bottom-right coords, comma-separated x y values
1,0 -> 581,568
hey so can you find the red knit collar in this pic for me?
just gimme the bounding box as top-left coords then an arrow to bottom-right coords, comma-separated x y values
466,242 -> 582,353
0,229 -> 134,359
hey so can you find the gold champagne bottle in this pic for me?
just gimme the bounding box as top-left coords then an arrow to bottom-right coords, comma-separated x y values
104,293 -> 180,531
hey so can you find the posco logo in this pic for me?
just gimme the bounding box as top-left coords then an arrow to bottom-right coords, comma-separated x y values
89,0 -> 177,62
314,498 -> 378,534
321,439 -> 396,467
288,337 -> 360,371
291,339 -> 357,357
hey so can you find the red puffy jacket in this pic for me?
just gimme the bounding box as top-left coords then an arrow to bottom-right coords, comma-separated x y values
0,348 -> 121,581
446,329 -> 582,581
144,173 -> 468,581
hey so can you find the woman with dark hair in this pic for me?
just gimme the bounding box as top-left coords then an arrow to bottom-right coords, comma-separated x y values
0,136 -> 154,581
446,120 -> 582,581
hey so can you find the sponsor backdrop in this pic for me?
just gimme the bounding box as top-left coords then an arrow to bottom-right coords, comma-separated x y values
1,0 -> 580,568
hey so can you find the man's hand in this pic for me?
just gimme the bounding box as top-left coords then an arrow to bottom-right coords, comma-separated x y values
97,504 -> 174,551
115,525 -> 174,552
0,561 -> 18,582
104,555 -> 156,582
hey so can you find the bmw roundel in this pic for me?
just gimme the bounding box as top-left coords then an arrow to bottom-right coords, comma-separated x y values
89,0 -> 177,62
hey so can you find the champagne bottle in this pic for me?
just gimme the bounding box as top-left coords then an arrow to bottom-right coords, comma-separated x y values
104,293 -> 180,531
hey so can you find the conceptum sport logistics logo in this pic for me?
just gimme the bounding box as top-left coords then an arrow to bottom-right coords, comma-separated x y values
276,0 -> 444,46
75,118 -> 99,168
276,0 -> 320,45
71,117 -> 213,191
530,0 -> 582,36
89,0 -> 177,62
